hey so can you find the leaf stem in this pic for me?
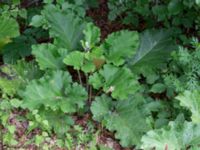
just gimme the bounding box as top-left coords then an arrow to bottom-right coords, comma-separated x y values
95,89 -> 103,97
89,85 -> 92,104
77,70 -> 83,86
85,73 -> 89,93
0,125 -> 3,150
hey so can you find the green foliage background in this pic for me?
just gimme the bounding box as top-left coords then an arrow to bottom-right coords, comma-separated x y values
0,0 -> 200,149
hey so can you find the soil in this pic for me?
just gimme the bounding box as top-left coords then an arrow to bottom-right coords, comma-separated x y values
87,0 -> 128,40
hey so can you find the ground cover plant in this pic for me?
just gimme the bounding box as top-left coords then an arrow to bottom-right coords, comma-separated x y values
0,0 -> 200,150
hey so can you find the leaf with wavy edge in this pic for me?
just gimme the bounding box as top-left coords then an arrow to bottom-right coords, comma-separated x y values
42,4 -> 86,50
141,121 -> 200,150
32,43 -> 67,70
89,64 -> 140,100
22,70 -> 87,113
102,30 -> 139,66
176,90 -> 200,123
129,29 -> 177,73
91,94 -> 151,147
0,15 -> 19,49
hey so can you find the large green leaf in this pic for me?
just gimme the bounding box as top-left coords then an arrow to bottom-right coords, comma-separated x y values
22,70 -> 87,113
0,15 -> 19,49
102,30 -> 139,66
141,121 -> 200,150
41,4 -> 86,50
63,51 -> 96,73
91,94 -> 151,147
81,23 -> 101,50
63,51 -> 84,70
176,90 -> 200,123
32,43 -> 67,70
168,0 -> 183,15
0,15 -> 19,40
3,35 -> 35,64
129,29 -> 177,72
89,64 -> 140,100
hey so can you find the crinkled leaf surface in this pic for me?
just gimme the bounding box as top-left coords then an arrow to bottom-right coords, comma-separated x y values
32,43 -> 67,70
82,23 -> 101,50
88,72 -> 103,89
22,70 -> 87,113
3,35 -> 35,64
63,50 -> 102,73
81,60 -> 96,73
91,94 -> 151,147
176,90 -> 200,123
63,51 -> 84,70
0,15 -> 19,49
168,0 -> 183,15
41,4 -> 86,50
13,60 -> 44,82
89,64 -> 139,100
141,121 -> 200,150
102,30 -> 139,66
150,83 -> 166,93
129,29 -> 177,73
30,15 -> 45,28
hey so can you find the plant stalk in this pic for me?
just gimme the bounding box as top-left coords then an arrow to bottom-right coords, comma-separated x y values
77,70 -> 83,86
89,85 -> 92,104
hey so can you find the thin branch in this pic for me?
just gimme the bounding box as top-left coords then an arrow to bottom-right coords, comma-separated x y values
77,70 -> 83,86
95,89 -> 103,97
89,85 -> 92,104
86,73 -> 90,94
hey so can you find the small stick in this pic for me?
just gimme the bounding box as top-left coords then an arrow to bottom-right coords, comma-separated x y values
89,85 -> 92,104
85,73 -> 89,93
95,89 -> 103,97
77,70 -> 83,86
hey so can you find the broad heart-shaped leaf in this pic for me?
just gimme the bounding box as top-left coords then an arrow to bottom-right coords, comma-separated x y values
150,83 -> 166,93
0,15 -> 19,49
176,91 -> 200,123
32,43 -> 68,70
63,51 -> 96,73
168,0 -> 183,15
63,49 -> 104,73
3,35 -> 35,64
0,15 -> 19,39
41,4 -> 86,50
128,29 -> 177,73
141,121 -> 200,150
102,30 -> 139,66
91,94 -> 151,147
13,60 -> 44,82
22,70 -> 87,113
89,64 -> 140,100
81,23 -> 101,50
63,51 -> 84,70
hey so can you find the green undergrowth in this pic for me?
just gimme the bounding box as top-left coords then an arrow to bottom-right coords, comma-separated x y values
0,0 -> 200,150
